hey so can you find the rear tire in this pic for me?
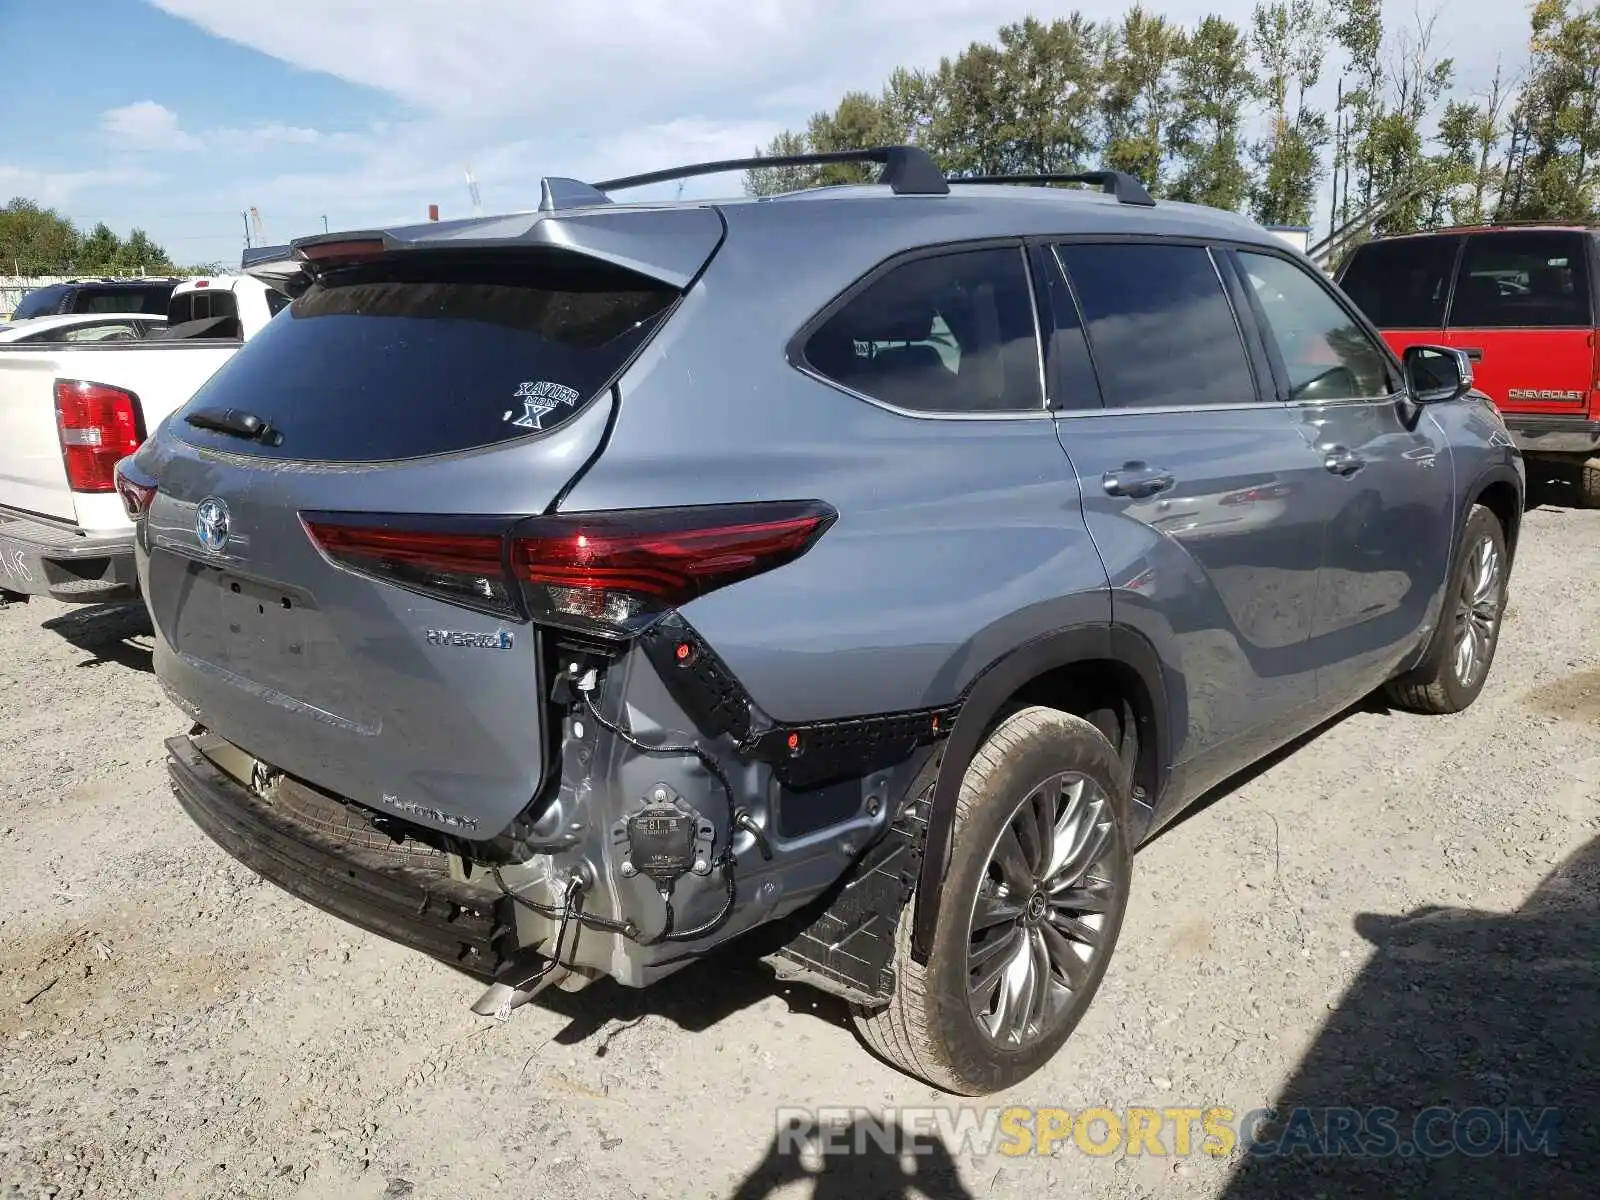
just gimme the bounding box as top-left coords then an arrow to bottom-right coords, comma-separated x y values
1384,503 -> 1508,715
1581,457 -> 1600,509
851,707 -> 1132,1095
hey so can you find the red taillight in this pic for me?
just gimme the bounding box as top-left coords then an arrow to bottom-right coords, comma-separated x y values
301,502 -> 837,635
113,459 -> 157,518
509,503 -> 837,637
55,380 -> 144,493
302,520 -> 516,615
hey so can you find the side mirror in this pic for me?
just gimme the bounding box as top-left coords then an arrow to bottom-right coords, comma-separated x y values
1402,344 -> 1474,404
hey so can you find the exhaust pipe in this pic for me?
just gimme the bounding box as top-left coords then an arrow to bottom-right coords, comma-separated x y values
471,962 -> 573,1021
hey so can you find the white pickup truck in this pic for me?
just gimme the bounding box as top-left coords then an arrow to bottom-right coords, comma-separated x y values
0,270 -> 289,603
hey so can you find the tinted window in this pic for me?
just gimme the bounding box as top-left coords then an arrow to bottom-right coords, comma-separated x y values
174,254 -> 678,462
72,286 -> 172,315
1239,252 -> 1393,400
1338,237 -> 1458,328
10,286 -> 67,320
1038,253 -> 1102,410
803,247 -> 1043,413
1056,243 -> 1255,408
265,289 -> 290,316
1449,232 -> 1593,328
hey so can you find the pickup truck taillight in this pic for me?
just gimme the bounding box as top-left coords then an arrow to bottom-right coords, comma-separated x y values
54,379 -> 144,493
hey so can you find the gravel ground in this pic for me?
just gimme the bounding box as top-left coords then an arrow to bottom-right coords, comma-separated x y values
2,496 -> 1597,1200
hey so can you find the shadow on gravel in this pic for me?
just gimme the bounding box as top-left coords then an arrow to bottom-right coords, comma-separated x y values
728,1117 -> 974,1200
40,602 -> 154,673
1525,460 -> 1592,512
534,937 -> 853,1052
1222,835 -> 1600,1199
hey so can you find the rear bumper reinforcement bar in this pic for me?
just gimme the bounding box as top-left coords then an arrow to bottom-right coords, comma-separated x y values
165,735 -> 518,980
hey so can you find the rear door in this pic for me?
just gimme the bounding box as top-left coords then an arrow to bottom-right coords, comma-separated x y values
1337,234 -> 1461,359
1042,239 -> 1332,796
1443,229 -> 1595,415
141,235 -> 705,840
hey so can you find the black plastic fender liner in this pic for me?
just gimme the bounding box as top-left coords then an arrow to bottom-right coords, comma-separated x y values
908,623 -> 1174,964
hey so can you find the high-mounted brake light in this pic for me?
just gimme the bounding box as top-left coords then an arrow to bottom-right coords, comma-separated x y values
296,239 -> 386,266
301,502 -> 837,636
55,380 -> 144,493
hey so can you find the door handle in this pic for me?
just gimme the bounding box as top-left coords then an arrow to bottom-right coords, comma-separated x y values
1102,462 -> 1176,499
1323,446 -> 1365,476
1459,346 -> 1484,362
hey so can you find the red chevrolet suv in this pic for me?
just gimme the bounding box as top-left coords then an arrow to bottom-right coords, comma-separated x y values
1339,225 -> 1600,505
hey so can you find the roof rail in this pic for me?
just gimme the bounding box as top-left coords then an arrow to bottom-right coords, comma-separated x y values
592,145 -> 951,198
947,171 -> 1156,207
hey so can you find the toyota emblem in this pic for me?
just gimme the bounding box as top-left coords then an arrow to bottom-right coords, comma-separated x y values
195,497 -> 231,552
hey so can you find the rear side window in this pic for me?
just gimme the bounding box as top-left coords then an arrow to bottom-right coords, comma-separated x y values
72,286 -> 172,315
1449,232 -> 1593,328
801,246 -> 1043,413
265,289 -> 290,316
174,253 -> 678,462
1339,237 -> 1459,328
10,286 -> 66,320
1055,243 -> 1256,408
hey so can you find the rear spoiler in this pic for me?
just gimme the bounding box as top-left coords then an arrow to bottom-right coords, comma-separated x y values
240,244 -> 309,297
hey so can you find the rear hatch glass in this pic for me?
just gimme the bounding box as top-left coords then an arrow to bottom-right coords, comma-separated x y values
172,253 -> 679,462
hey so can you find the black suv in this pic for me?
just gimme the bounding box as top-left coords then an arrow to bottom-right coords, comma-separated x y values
9,278 -> 178,320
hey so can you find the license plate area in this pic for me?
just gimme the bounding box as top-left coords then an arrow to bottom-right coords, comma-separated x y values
171,560 -> 335,696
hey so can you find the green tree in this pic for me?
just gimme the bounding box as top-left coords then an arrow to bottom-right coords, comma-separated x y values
1502,0 -> 1600,220
1251,0 -> 1332,224
1332,0 -> 1384,216
807,91 -> 894,184
931,42 -> 1010,176
1170,16 -> 1255,208
0,198 -> 80,275
994,15 -> 1102,174
743,130 -> 819,197
78,222 -> 123,272
1100,7 -> 1187,193
114,228 -> 172,272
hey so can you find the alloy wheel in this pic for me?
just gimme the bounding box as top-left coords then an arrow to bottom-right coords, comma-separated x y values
1452,534 -> 1503,689
966,771 -> 1122,1046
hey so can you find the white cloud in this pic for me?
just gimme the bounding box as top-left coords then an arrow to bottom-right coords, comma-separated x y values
145,0 -> 1528,125
64,0 -> 1539,261
101,101 -> 203,152
0,164 -> 164,208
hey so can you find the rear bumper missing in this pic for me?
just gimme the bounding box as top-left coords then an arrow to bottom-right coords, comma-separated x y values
165,734 -> 518,980
0,511 -> 137,602
1502,413 -> 1600,457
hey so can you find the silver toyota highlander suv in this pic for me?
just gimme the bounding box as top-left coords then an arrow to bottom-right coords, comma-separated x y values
117,146 -> 1524,1095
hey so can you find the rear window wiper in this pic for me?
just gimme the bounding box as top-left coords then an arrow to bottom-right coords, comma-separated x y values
185,406 -> 279,444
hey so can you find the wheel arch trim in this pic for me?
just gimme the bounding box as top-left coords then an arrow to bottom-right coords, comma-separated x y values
909,622 -> 1174,963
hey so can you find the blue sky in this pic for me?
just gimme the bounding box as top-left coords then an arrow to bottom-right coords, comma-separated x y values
0,0 -> 1530,269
